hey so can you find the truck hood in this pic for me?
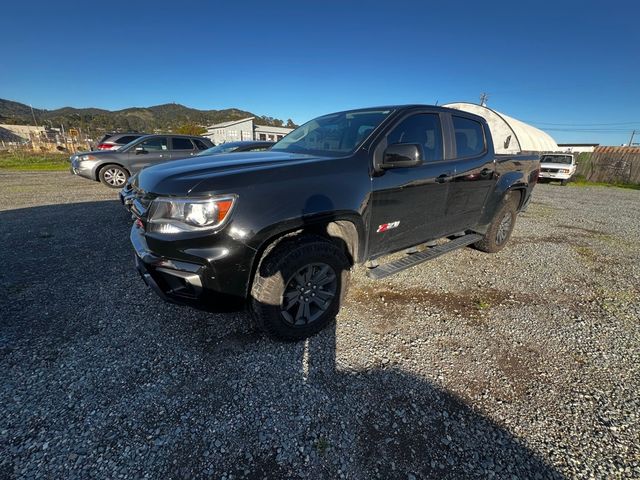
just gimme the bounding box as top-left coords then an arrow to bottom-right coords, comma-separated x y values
136,151 -> 323,196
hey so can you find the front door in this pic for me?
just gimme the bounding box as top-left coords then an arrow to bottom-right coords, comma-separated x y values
129,136 -> 170,172
368,113 -> 456,258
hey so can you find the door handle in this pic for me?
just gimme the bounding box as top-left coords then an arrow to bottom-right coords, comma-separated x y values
436,173 -> 453,183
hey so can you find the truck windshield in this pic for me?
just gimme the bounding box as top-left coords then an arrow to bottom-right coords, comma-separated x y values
271,109 -> 392,157
541,155 -> 573,164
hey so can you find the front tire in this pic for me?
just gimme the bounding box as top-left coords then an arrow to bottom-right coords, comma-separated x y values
99,164 -> 129,188
474,193 -> 519,253
560,179 -> 568,186
251,235 -> 350,340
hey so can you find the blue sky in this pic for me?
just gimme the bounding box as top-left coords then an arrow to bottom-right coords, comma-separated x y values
2,0 -> 638,145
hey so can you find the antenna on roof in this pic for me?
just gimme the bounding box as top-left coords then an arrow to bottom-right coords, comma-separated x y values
479,93 -> 489,107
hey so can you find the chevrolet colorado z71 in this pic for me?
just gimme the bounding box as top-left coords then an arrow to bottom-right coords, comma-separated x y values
125,105 -> 540,340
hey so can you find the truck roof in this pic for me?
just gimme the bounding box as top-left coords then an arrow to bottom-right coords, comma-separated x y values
325,104 -> 489,124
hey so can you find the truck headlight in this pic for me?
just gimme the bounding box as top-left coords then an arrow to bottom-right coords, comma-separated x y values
560,168 -> 571,173
147,195 -> 237,234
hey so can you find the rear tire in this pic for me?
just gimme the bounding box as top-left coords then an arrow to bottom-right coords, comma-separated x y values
99,164 -> 129,188
474,193 -> 519,253
251,235 -> 350,340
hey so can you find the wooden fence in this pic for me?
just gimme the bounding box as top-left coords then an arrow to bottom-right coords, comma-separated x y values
575,147 -> 640,184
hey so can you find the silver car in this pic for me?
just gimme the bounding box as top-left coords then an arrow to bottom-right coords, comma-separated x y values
70,134 -> 213,188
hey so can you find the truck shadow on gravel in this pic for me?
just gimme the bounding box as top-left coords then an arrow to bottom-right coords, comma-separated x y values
0,200 -> 564,479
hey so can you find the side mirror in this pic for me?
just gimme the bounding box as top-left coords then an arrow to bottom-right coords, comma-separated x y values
382,143 -> 423,169
135,146 -> 146,154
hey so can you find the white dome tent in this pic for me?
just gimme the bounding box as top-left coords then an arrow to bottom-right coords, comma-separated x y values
443,102 -> 558,154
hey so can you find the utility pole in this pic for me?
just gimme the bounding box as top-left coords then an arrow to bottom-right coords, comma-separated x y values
29,104 -> 38,126
628,130 -> 636,147
480,93 -> 489,107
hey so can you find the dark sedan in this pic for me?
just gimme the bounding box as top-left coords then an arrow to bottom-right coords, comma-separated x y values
195,141 -> 274,156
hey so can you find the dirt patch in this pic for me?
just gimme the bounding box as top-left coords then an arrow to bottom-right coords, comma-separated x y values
496,345 -> 541,400
348,285 -> 538,329
527,203 -> 558,219
571,245 -> 622,272
574,245 -> 598,261
555,224 -> 610,237
511,234 -> 588,248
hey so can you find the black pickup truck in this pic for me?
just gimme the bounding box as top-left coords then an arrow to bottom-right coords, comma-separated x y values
126,105 -> 540,339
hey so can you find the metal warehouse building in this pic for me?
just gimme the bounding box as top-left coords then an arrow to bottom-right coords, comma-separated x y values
203,117 -> 293,145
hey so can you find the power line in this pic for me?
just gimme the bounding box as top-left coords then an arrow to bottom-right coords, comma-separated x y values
539,128 -> 637,133
526,120 -> 640,126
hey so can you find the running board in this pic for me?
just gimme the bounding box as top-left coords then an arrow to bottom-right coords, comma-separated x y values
366,234 -> 483,280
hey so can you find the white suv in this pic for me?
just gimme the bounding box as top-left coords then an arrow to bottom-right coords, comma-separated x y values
539,153 -> 577,186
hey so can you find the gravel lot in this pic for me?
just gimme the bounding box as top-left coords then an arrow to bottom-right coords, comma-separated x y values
1,171 -> 638,479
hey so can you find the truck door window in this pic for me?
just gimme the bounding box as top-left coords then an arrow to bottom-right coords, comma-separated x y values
387,114 -> 443,161
452,116 -> 486,158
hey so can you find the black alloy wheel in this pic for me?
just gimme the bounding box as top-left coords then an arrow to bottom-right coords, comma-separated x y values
280,262 -> 338,326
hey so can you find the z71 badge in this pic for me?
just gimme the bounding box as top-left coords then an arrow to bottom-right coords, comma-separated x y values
376,221 -> 400,233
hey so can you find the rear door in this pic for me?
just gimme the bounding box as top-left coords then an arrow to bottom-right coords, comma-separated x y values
170,137 -> 198,160
444,114 -> 497,232
368,112 -> 456,257
128,136 -> 170,172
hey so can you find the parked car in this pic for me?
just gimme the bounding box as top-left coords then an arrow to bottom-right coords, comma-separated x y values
120,141 -> 275,209
95,132 -> 148,151
127,105 -> 540,340
196,141 -> 275,156
538,153 -> 577,185
69,134 -> 213,188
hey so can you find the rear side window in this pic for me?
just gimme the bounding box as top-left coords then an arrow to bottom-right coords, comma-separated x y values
387,113 -> 443,162
172,138 -> 195,150
193,139 -> 209,150
453,116 -> 486,158
115,135 -> 139,145
139,137 -> 168,151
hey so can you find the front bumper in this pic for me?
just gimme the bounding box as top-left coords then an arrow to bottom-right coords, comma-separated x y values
131,225 -> 206,302
130,223 -> 255,310
70,158 -> 101,180
539,169 -> 572,180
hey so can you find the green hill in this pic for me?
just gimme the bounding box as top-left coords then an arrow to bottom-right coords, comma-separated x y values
0,98 -> 293,136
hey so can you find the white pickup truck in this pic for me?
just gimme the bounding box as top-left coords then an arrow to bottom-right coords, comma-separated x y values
538,153 -> 577,185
